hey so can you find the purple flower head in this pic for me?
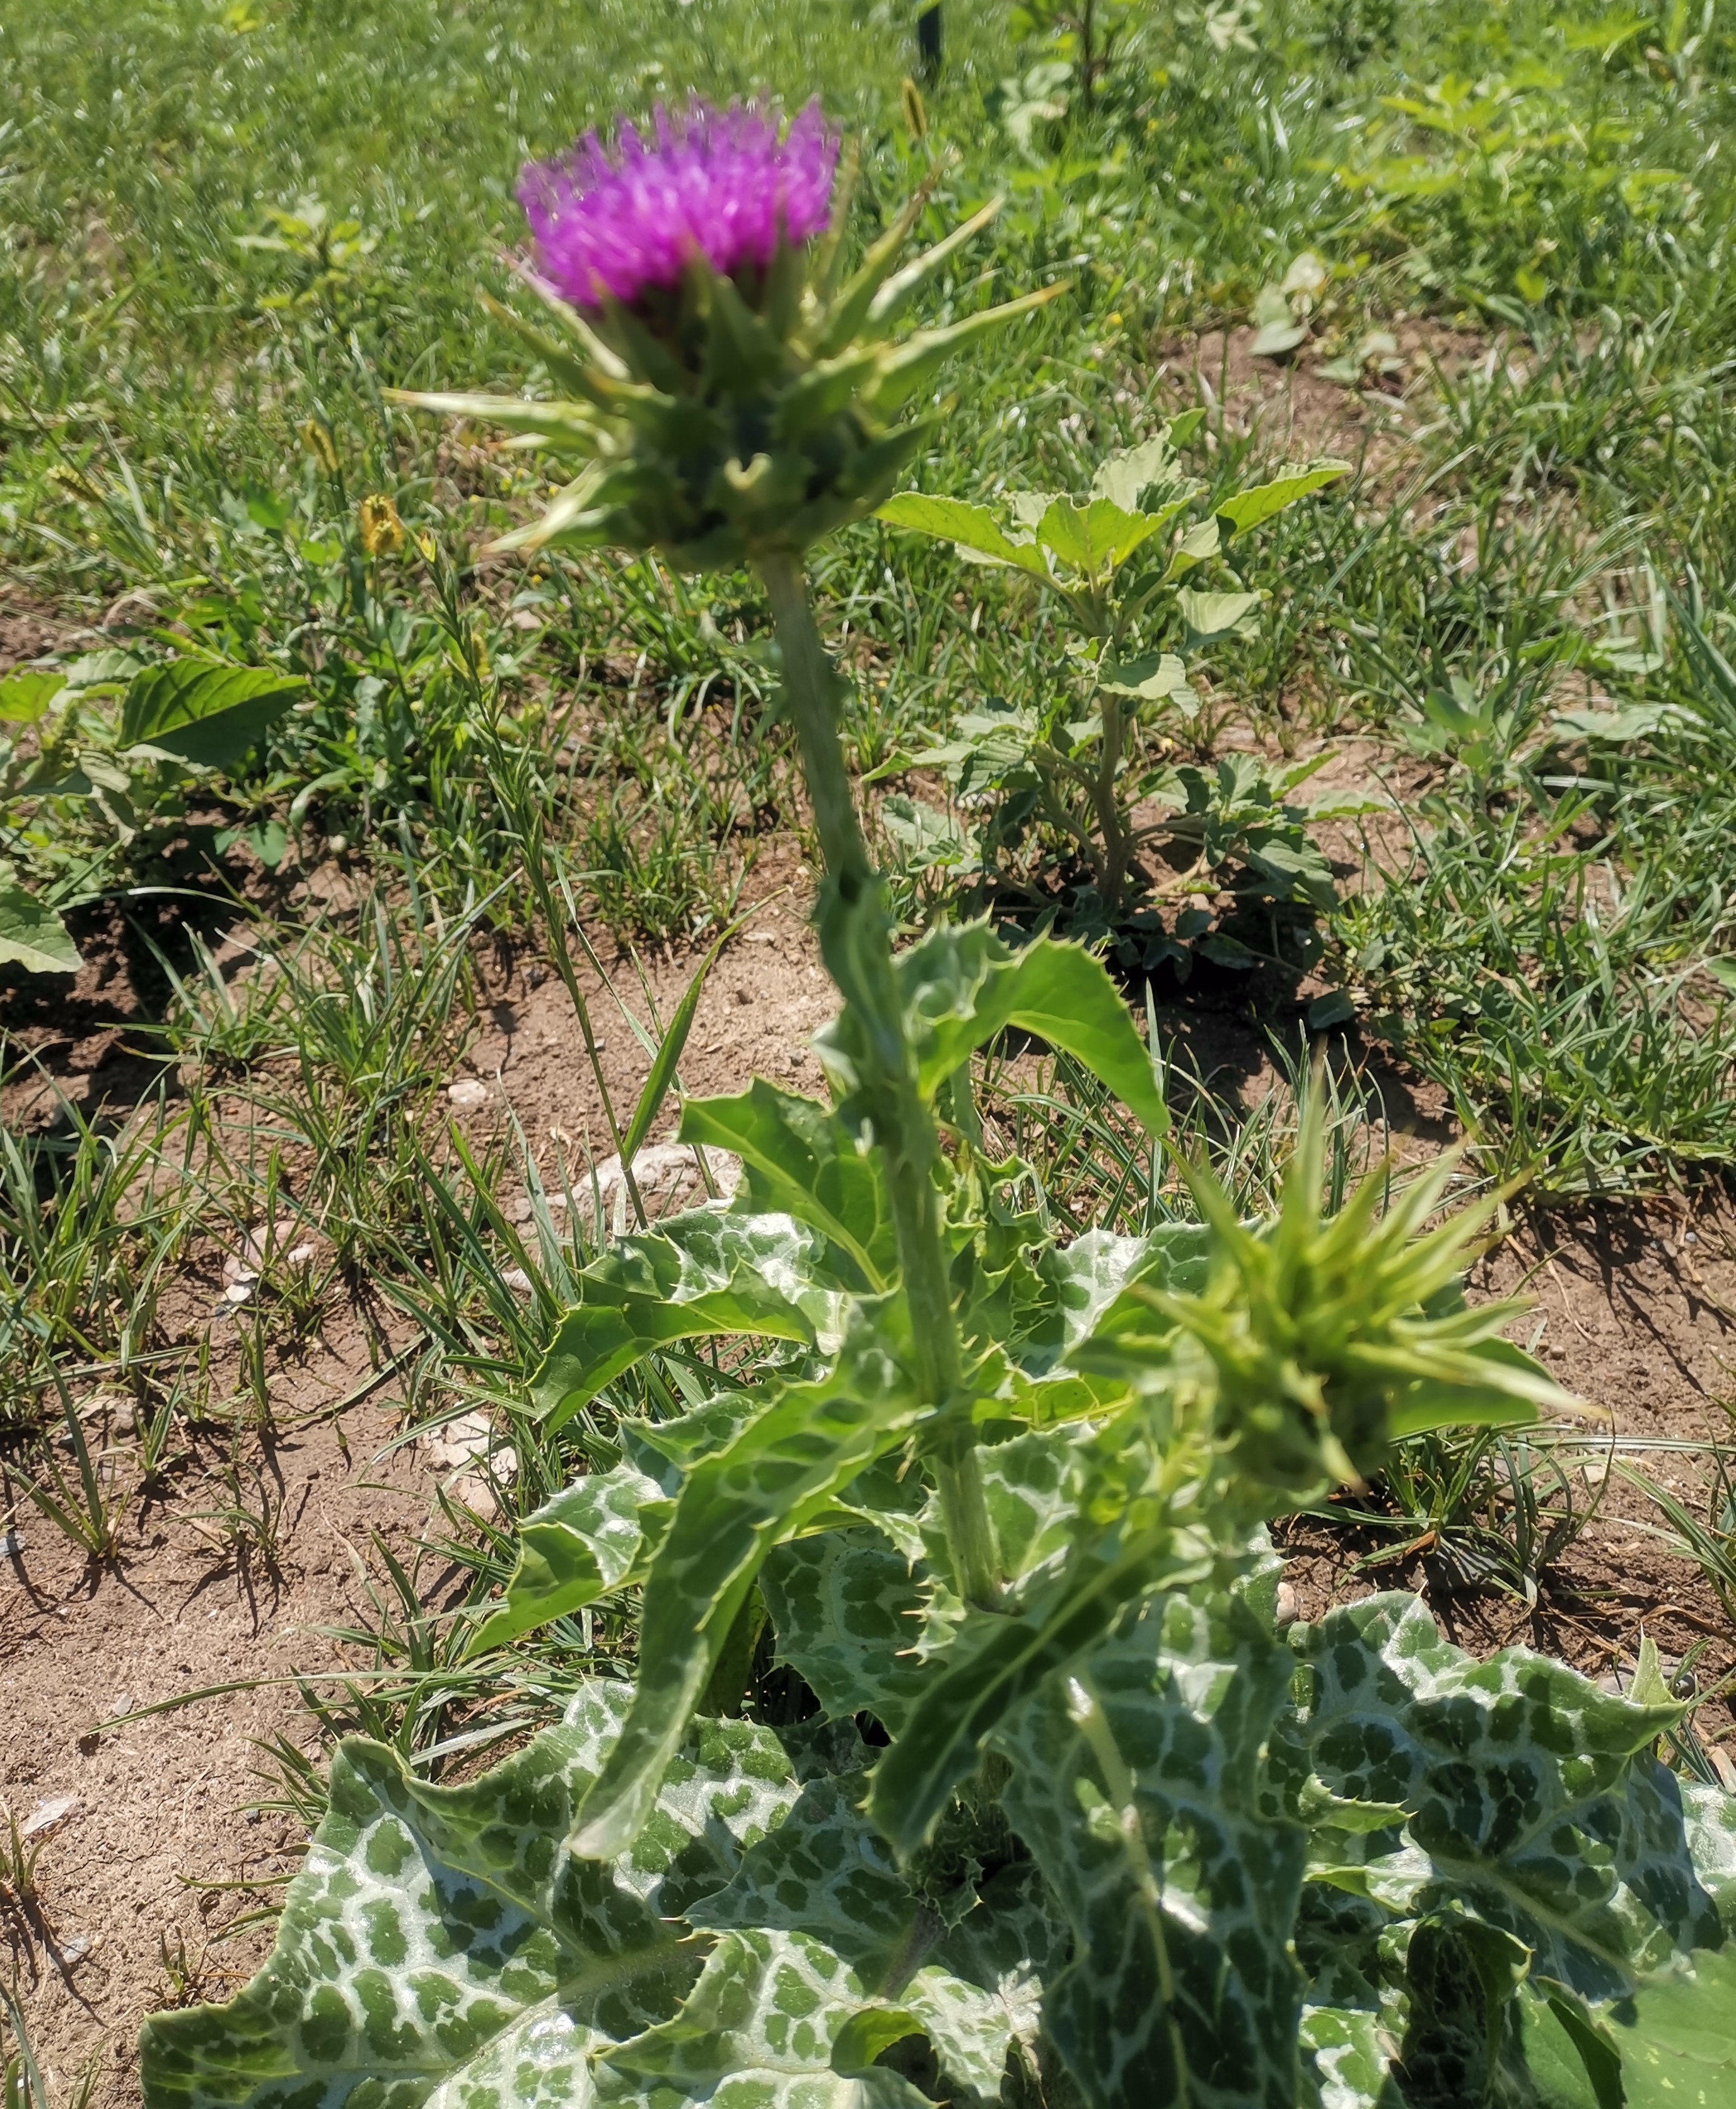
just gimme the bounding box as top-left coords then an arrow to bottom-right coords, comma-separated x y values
519,98 -> 840,313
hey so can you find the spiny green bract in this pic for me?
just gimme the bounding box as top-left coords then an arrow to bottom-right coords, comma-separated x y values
1142,1088 -> 1581,1501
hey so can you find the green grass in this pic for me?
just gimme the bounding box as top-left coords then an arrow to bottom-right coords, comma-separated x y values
0,0 -> 1731,1324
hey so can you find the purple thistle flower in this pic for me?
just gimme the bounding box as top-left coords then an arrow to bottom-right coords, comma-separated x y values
519,98 -> 840,312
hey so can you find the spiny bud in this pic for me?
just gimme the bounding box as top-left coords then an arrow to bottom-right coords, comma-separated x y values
1088,1082 -> 1585,1511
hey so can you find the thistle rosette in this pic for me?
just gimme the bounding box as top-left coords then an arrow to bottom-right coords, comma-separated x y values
392,99 -> 1061,568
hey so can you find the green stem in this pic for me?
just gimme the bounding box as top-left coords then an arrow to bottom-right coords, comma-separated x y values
1092,687 -> 1133,916
757,548 -> 999,1610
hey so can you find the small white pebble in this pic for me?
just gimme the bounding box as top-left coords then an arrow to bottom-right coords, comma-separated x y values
448,1078 -> 490,1110
21,1794 -> 75,1838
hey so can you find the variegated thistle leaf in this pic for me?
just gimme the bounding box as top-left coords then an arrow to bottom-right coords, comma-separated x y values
594,1929 -> 931,2109
532,1210 -> 849,1432
993,1591 -> 1307,2109
689,1772 -> 1068,2105
679,1082 -> 898,1292
1293,1594 -> 1729,1998
1290,1593 -> 1736,2108
570,1299 -> 926,1862
868,1427 -> 1222,1860
761,1526 -> 929,1729
468,1460 -> 665,1654
140,1684 -> 803,2109
977,1223 -> 1213,1428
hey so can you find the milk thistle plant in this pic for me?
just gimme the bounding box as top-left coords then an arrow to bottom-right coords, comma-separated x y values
144,102 -> 1736,2109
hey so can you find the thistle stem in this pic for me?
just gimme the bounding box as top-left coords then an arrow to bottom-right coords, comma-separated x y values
758,548 -> 999,1611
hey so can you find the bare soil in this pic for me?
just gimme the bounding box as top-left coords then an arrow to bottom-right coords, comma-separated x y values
1,1389 -> 433,2101
1160,318 -> 1486,472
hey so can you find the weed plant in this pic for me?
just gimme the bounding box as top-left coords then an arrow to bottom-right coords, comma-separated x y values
131,83 -> 1736,2109
1,2 -> 1736,2092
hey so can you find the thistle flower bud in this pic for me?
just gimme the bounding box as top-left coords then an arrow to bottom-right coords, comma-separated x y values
391,99 -> 1063,571
1096,1087 -> 1584,1511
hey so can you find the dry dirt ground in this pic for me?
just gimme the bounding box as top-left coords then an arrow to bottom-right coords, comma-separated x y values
2,1392 -> 429,2098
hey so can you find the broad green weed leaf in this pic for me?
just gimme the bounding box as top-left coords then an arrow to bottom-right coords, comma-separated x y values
531,1217 -> 822,1431
1088,434 -> 1198,513
1177,587 -> 1263,641
995,1593 -> 1307,2109
900,709 -> 1036,789
1243,834 -> 1337,912
119,660 -> 305,769
0,671 -> 65,723
0,880 -> 80,976
1163,517 -> 1221,582
876,493 -> 1050,578
469,1461 -> 663,1653
61,647 -> 141,691
140,1685 -> 801,2108
1385,1335 -> 1579,1439
1216,463 -> 1348,537
680,1083 -> 894,1289
1034,496 -> 1165,577
571,1303 -> 924,1861
891,923 -> 1168,1138
1609,1946 -> 1736,2107
760,1527 -> 930,1729
1096,652 -> 1194,706
1250,317 -> 1307,358
1293,1594 -> 1721,2001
